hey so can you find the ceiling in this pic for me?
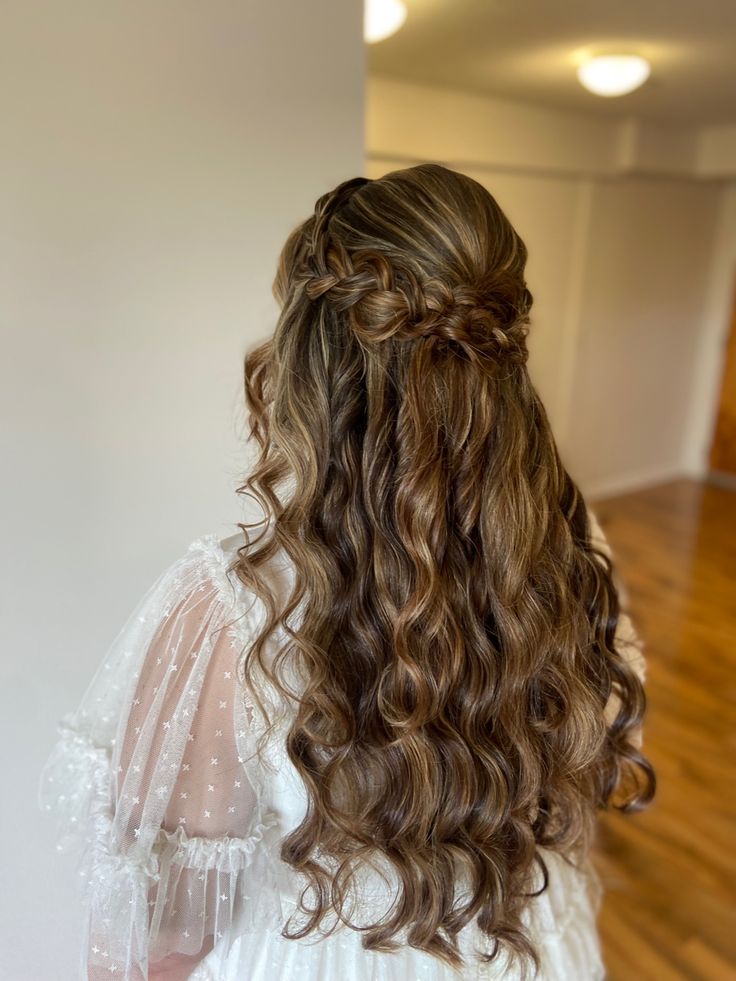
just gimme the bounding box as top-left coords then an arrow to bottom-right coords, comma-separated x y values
367,0 -> 736,126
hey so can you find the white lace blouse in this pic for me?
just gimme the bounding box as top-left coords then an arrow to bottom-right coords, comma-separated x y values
39,513 -> 645,981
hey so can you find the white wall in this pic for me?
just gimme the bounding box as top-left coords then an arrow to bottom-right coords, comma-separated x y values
698,122 -> 736,178
564,177 -> 721,494
0,3 -> 363,978
367,77 -> 733,498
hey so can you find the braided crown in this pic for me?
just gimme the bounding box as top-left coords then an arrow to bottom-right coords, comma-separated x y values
304,248 -> 530,366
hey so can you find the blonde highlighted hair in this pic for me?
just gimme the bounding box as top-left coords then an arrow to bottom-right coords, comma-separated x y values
232,164 -> 655,975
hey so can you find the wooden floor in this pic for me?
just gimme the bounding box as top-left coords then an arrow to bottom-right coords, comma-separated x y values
589,479 -> 736,981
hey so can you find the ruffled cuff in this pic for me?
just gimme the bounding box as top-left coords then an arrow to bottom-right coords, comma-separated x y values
40,724 -> 285,980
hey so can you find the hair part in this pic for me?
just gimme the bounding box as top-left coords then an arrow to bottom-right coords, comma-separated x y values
232,163 -> 655,975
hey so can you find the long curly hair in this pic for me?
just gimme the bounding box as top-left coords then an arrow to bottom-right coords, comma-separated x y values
231,163 -> 656,975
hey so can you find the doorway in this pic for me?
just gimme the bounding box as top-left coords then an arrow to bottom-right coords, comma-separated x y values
708,270 -> 736,483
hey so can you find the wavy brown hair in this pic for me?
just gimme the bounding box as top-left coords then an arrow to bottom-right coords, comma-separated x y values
231,163 -> 656,975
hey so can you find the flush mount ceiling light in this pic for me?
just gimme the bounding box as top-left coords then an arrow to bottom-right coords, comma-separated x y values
577,54 -> 651,97
364,0 -> 407,44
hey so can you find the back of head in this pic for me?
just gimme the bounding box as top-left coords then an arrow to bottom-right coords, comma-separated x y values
234,163 -> 654,975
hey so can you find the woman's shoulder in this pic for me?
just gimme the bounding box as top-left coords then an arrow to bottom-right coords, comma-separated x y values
190,523 -> 295,599
175,525 -> 292,652
184,530 -> 243,598
184,520 -> 269,574
179,527 -> 255,606
187,528 -> 244,557
184,528 -> 244,572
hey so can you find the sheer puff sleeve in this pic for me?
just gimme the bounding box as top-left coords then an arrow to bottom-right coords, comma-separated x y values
39,535 -> 283,981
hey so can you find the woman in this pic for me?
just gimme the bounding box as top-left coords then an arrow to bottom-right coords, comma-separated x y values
40,163 -> 655,980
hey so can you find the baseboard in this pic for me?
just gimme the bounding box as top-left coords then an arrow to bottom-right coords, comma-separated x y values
584,464 -> 694,502
705,470 -> 736,491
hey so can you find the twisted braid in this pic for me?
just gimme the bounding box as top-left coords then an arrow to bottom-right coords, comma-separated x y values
305,246 -> 530,366
307,175 -> 371,274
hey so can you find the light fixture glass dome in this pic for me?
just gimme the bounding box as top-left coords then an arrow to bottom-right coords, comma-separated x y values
577,54 -> 651,97
364,0 -> 407,45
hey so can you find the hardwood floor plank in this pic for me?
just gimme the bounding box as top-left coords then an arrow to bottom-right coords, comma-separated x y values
680,937 -> 736,980
588,479 -> 736,980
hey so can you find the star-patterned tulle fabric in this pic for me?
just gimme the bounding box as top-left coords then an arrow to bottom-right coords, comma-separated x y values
39,534 -> 287,981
